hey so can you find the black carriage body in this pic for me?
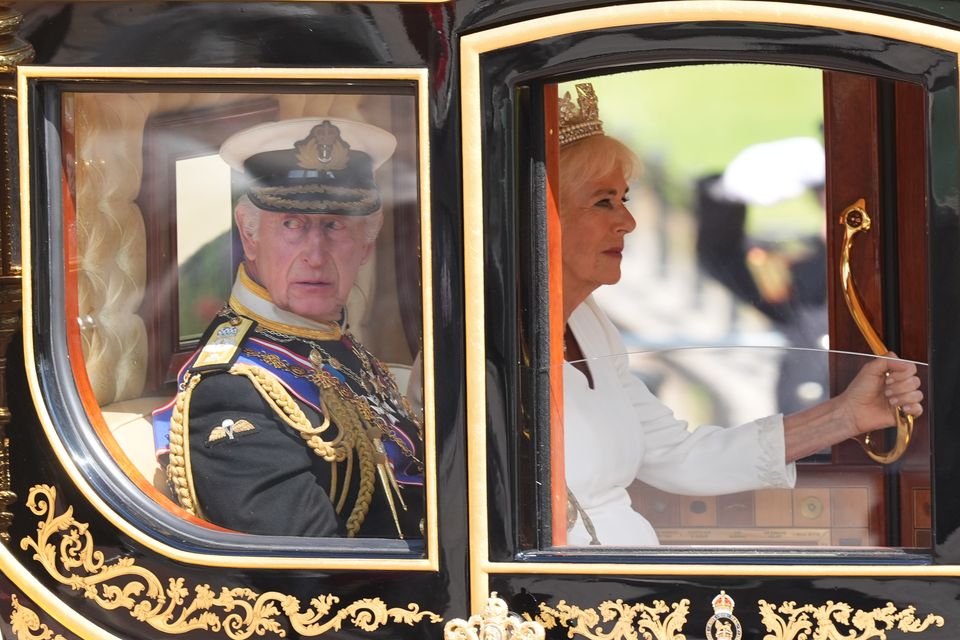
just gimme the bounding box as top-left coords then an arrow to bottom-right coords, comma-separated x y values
1,2 -> 960,639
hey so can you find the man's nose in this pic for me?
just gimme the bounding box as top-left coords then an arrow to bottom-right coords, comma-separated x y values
301,224 -> 330,265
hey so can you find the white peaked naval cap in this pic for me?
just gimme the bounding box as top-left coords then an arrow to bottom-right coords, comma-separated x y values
220,117 -> 397,172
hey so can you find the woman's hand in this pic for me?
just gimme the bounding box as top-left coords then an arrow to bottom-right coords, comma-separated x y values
838,352 -> 923,437
783,352 -> 923,462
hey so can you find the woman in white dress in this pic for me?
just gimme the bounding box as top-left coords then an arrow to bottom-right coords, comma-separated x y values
557,85 -> 924,545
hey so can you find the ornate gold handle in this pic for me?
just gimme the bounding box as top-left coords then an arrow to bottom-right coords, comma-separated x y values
839,198 -> 913,464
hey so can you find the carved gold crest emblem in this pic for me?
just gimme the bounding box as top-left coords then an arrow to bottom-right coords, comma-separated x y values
706,591 -> 742,640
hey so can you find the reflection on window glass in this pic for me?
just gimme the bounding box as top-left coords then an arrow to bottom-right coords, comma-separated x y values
62,88 -> 427,542
174,154 -> 233,343
552,65 -> 929,549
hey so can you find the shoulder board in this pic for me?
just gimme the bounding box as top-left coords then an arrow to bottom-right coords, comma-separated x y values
190,317 -> 257,372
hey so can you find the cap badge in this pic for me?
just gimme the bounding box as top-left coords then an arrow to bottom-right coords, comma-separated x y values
295,120 -> 350,171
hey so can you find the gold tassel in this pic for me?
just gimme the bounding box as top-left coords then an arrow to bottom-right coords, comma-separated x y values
318,385 -> 376,537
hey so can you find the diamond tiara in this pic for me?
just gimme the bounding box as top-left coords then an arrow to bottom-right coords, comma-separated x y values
559,83 -> 604,147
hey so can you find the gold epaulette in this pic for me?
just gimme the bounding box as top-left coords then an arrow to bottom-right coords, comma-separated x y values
191,316 -> 256,371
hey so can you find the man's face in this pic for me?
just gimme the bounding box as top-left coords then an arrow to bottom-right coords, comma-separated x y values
240,210 -> 374,323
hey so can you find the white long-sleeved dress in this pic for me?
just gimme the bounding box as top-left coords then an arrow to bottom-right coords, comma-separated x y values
564,297 -> 796,545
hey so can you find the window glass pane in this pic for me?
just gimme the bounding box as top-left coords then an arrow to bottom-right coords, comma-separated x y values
174,154 -> 233,344
59,86 -> 427,543
549,64 -> 930,550
548,348 -> 925,547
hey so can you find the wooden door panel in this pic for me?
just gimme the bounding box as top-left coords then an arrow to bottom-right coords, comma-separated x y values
819,71 -> 930,545
824,70 -> 885,465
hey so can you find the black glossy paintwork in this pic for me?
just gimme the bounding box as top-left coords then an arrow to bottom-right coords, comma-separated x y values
6,1 -> 960,638
459,0 -> 960,33
491,573 -> 960,640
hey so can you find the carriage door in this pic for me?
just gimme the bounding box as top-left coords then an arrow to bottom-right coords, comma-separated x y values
462,3 -> 960,636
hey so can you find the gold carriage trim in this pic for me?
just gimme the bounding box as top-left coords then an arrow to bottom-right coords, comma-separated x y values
528,595 -> 945,640
446,592 -> 545,640
19,485 -> 442,638
10,595 -> 67,640
759,598 -> 944,640
531,598 -> 690,640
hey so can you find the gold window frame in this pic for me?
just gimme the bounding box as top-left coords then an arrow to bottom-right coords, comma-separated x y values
460,0 -> 960,612
16,66 -> 438,572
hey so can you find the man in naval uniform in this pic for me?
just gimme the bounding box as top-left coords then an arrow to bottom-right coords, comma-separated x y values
153,118 -> 424,539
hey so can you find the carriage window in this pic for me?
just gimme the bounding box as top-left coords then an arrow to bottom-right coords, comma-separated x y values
546,65 -> 931,550
33,80 -> 432,548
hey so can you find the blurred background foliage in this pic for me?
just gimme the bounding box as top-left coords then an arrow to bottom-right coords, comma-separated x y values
562,63 -> 824,238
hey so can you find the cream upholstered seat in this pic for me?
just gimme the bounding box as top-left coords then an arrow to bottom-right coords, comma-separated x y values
100,397 -> 172,499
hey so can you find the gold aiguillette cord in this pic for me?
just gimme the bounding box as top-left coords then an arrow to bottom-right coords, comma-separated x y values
368,428 -> 406,539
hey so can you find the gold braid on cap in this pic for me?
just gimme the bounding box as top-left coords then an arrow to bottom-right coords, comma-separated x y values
559,83 -> 604,147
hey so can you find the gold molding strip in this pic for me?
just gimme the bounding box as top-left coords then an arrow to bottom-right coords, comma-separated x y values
481,560 -> 960,577
523,595 -> 944,640
10,594 -> 68,640
17,65 -> 438,571
460,0 -> 960,604
758,599 -> 944,639
19,485 -> 442,639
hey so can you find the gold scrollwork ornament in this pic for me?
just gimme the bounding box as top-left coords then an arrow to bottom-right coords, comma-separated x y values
445,592 -> 545,640
758,598 -> 944,640
532,597 -> 689,640
10,594 -> 68,640
706,591 -> 742,640
19,484 -> 442,639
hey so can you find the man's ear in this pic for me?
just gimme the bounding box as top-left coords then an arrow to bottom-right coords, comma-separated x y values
358,213 -> 382,265
236,209 -> 258,262
359,240 -> 375,265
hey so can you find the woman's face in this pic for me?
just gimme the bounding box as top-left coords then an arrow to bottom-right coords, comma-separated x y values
560,166 -> 636,302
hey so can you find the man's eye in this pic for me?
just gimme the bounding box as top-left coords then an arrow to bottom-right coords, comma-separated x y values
325,220 -> 346,231
283,218 -> 305,230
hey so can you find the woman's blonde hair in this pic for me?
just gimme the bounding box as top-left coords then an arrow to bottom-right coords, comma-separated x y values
558,135 -> 642,210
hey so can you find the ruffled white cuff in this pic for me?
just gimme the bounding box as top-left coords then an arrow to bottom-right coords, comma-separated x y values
756,414 -> 796,488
